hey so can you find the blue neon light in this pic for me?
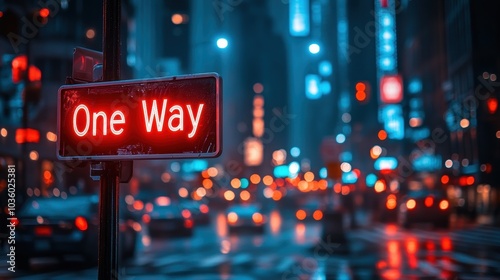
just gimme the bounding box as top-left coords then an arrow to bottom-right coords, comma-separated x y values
305,74 -> 321,99
289,0 -> 310,36
374,157 -> 398,170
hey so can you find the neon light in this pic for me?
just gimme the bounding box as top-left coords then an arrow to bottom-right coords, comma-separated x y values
168,105 -> 184,132
374,157 -> 398,170
110,111 -> 125,135
59,74 -> 220,160
73,104 -> 90,137
289,0 -> 310,36
92,111 -> 107,136
187,104 -> 204,138
142,99 -> 167,132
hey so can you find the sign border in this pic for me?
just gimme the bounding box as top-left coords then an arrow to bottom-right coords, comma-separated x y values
57,72 -> 222,161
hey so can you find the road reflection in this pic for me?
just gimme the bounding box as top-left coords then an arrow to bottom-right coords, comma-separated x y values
295,222 -> 306,244
376,229 -> 459,280
216,212 -> 228,238
269,210 -> 282,235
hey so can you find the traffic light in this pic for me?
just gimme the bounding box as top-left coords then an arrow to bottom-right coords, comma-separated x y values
34,8 -> 50,26
12,55 -> 42,104
487,97 -> 498,114
355,81 -> 370,103
11,55 -> 28,83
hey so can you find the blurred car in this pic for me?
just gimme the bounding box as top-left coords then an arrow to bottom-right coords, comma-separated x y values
226,204 -> 265,233
398,190 -> 451,229
15,194 -> 139,269
295,199 -> 324,222
180,200 -> 210,225
148,202 -> 193,237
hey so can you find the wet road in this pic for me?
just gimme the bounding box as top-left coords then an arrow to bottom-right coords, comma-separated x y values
1,210 -> 500,279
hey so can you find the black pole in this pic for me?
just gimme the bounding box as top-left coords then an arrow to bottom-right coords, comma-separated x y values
98,0 -> 121,279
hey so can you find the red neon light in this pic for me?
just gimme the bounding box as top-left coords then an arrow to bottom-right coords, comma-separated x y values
380,75 -> 403,103
58,74 -> 221,160
15,128 -> 40,144
71,101 -> 205,138
487,98 -> 498,114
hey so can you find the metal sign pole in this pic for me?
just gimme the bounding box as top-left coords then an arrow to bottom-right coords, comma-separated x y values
98,0 -> 121,279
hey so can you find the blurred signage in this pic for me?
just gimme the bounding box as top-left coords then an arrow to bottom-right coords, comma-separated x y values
57,73 -> 221,160
289,0 -> 310,37
15,128 -> 40,144
374,157 -> 398,171
244,137 -> 263,166
380,104 -> 404,140
412,155 -> 441,172
305,74 -> 321,100
342,171 -> 358,184
380,75 -> 403,103
273,165 -> 290,178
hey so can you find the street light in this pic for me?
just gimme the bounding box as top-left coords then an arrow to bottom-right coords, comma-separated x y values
308,43 -> 320,54
216,38 -> 228,49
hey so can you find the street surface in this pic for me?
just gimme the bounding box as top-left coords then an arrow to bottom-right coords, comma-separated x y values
1,210 -> 500,280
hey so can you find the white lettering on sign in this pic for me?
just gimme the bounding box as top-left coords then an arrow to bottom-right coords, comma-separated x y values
142,99 -> 167,132
187,104 -> 204,138
73,104 -> 125,137
72,100 -> 204,138
73,104 -> 90,137
110,111 -> 125,135
141,99 -> 204,138
168,105 -> 183,132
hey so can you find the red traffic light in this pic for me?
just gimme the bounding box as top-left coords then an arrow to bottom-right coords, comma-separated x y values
380,75 -> 403,103
355,82 -> 366,102
487,98 -> 498,114
11,55 -> 27,83
11,55 -> 41,83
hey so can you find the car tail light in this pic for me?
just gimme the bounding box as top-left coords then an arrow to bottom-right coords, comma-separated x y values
75,216 -> 88,231
11,217 -> 19,227
439,200 -> 449,210
142,214 -> 151,224
35,226 -> 52,236
406,199 -> 416,210
184,219 -> 193,229
312,210 -> 323,221
252,213 -> 263,224
200,204 -> 209,214
296,209 -> 306,221
182,209 -> 191,219
227,212 -> 238,224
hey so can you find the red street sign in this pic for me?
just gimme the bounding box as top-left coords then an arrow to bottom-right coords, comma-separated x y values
57,73 -> 222,160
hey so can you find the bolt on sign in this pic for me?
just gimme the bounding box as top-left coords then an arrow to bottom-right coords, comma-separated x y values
57,73 -> 222,160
